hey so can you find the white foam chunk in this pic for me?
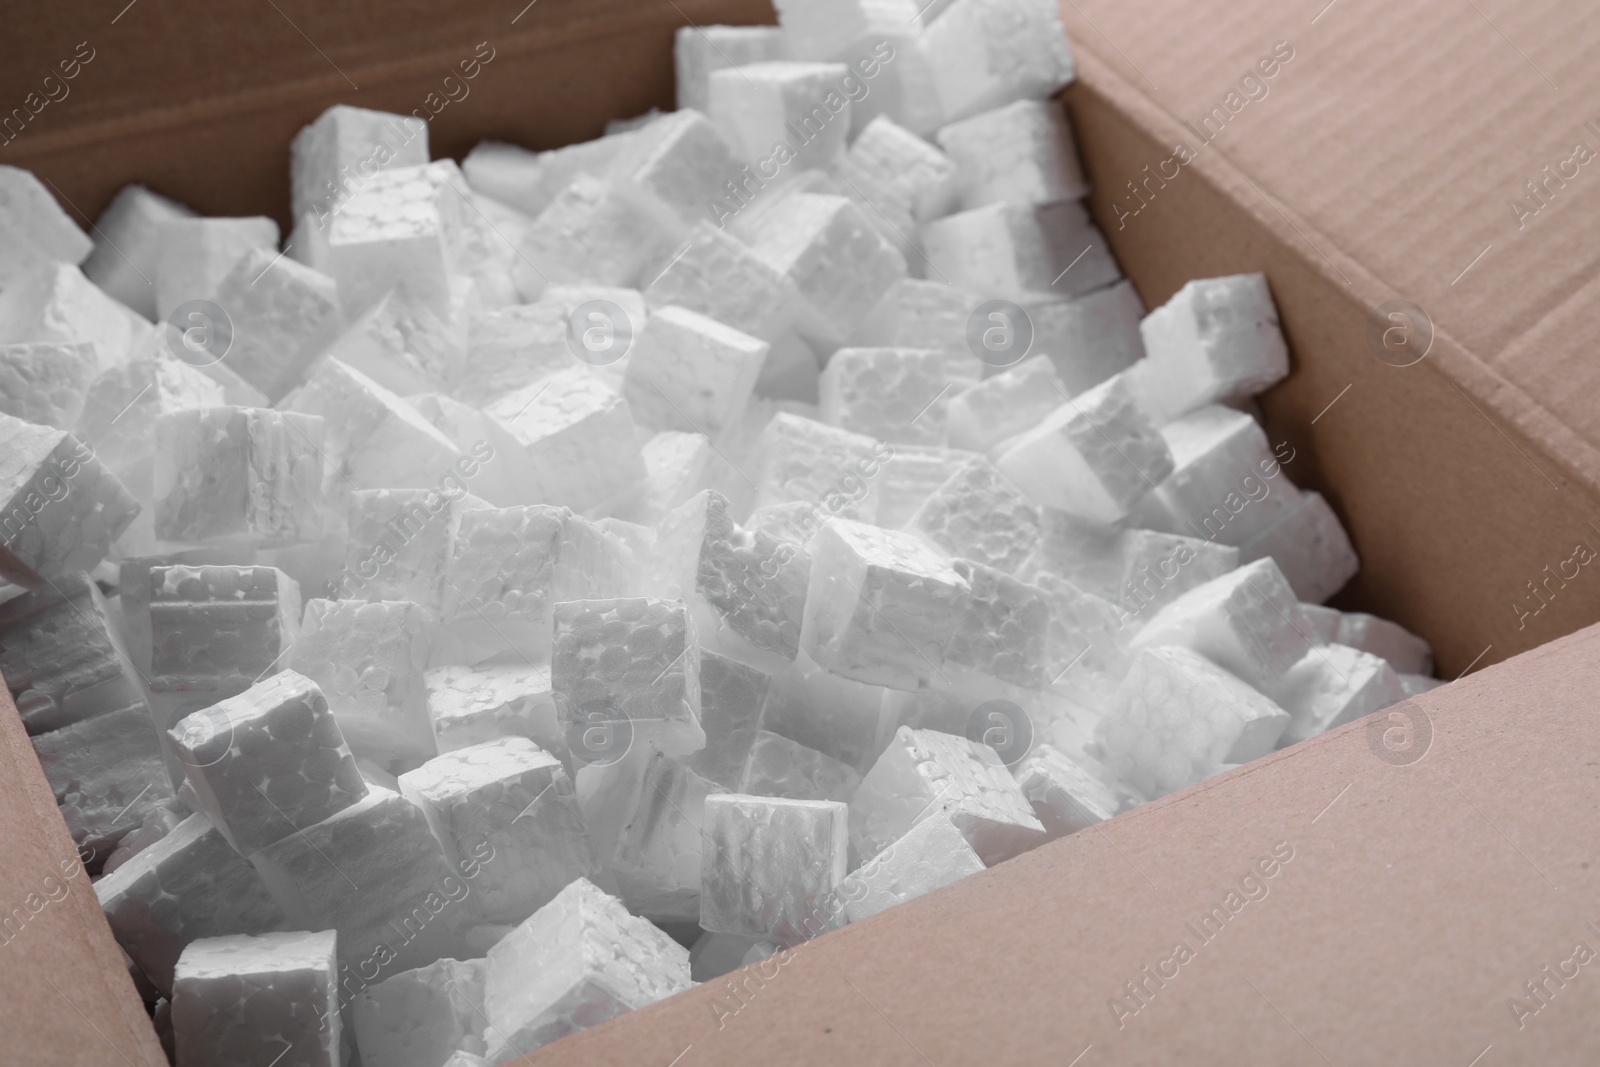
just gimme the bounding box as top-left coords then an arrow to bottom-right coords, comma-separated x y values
0,416 -> 138,583
852,725 -> 1045,866
95,813 -> 288,994
167,671 -> 367,856
819,346 -> 951,446
945,355 -> 1063,455
149,565 -> 301,700
154,406 -> 324,546
739,729 -> 861,802
423,663 -> 561,757
1027,279 -> 1147,393
942,559 -> 1052,690
1336,611 -> 1433,676
905,456 -> 1041,573
291,105 -> 430,224
609,109 -> 743,233
1097,644 -> 1290,798
0,340 -> 103,431
800,518 -> 970,688
289,599 -> 435,766
675,25 -> 790,112
552,596 -> 704,758
83,185 -> 194,319
74,352 -> 226,488
922,199 -> 1118,301
1031,568 -> 1130,679
700,793 -> 849,943
154,216 -> 280,320
251,784 -> 463,973
400,737 -> 598,926
0,574 -> 144,735
759,650 -> 896,772
0,261 -> 151,373
0,164 -> 91,268
1022,512 -> 1239,617
1012,741 -> 1121,840
709,61 -> 853,172
874,446 -> 980,529
171,930 -> 339,1067
922,0 -> 1075,123
350,957 -> 487,1067
849,278 -> 986,382
1269,643 -> 1405,748
688,651 -> 772,788
1237,490 -> 1359,604
1131,404 -> 1302,545
644,223 -> 799,340
746,194 -> 906,347
1131,556 -> 1308,692
995,373 -> 1173,522
511,174 -> 676,299
1130,274 -> 1289,424
937,99 -> 1087,209
483,878 -> 690,1058
772,0 -> 919,62
32,702 -> 175,860
212,247 -> 343,402
484,366 -> 647,513
625,305 -> 768,439
602,749 -> 718,921
751,412 -> 888,522
453,299 -> 569,405
324,286 -> 463,396
833,811 -> 984,923
334,488 -> 484,609
845,114 -> 958,224
625,431 -> 713,525
405,395 -> 533,508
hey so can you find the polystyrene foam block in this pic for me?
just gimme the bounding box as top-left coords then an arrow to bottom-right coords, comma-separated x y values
874,446 -> 980,530
683,651 -> 771,788
610,109 -> 744,233
1332,612 -> 1430,676
1031,568 -> 1130,679
750,412 -> 888,522
250,784 -> 464,975
404,396 -> 531,508
483,878 -> 690,1059
451,300 -> 568,406
1026,278 -> 1147,393
289,599 -> 435,766
149,565 -> 301,696
945,355 -> 1064,455
0,164 -> 92,266
746,194 -> 907,347
675,25 -> 790,112
643,223 -> 799,341
210,248 -> 343,403
624,305 -> 769,439
1298,602 -> 1341,645
708,61 -> 853,173
291,105 -> 429,224
995,373 -> 1172,522
1269,643 -> 1405,748
552,597 -> 704,758
625,431 -> 713,525
772,0 -> 919,61
464,129 -> 640,221
922,0 -> 1075,122
942,559 -> 1051,689
1132,274 -> 1289,424
312,161 -> 462,318
851,725 -> 1044,866
0,573 -> 144,734
1012,741 -> 1121,840
760,649 -> 896,771
74,353 -> 226,486
700,793 -> 849,943
921,199 -> 1118,301
32,702 -> 175,861
154,407 -> 324,546
350,957 -> 487,1067
818,346 -> 951,446
324,286 -> 463,397
1096,644 -> 1290,798
1131,404 -> 1301,545
96,813 -> 289,994
171,930 -> 339,1067
0,258 -> 152,369
1130,556 -> 1309,691
800,518 -> 970,689
904,456 -> 1041,573
1023,512 -> 1238,619
739,728 -> 860,802
603,749 -> 717,921
167,670 -> 367,854
84,184 -> 195,319
846,114 -> 958,223
400,737 -> 598,925
484,366 -> 647,514
937,99 -> 1087,209
511,174 -> 677,300
829,148 -> 919,260
1237,490 -> 1359,605
848,278 -> 986,381
833,810 -> 984,923
153,216 -> 280,320
423,663 -> 560,757
0,340 -> 100,430
0,417 -> 139,582
334,488 -> 483,609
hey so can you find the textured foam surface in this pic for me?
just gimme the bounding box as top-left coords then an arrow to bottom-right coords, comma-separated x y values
171,929 -> 339,1067
700,793 -> 849,944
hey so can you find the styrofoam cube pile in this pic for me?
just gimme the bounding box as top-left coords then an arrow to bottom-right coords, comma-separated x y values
0,3 -> 1447,1063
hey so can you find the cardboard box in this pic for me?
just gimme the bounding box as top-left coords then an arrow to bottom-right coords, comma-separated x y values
4,0 -> 1600,1063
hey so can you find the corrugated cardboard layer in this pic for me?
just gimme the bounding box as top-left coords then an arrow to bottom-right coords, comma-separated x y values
515,621 -> 1600,1067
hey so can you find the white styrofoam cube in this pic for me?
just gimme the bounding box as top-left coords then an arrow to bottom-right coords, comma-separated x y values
291,104 -> 430,224
1336,612 -> 1433,676
0,261 -> 152,374
323,286 -> 464,397
171,930 -> 339,1067
1026,278 -> 1147,393
759,649 -> 897,772
847,279 -> 985,381
942,558 -> 1052,689
709,61 -> 853,172
149,565 -> 301,698
334,488 -> 485,609
1131,274 -> 1289,424
904,456 -> 1041,573
772,0 -> 919,61
675,25 -> 791,112
32,702 -> 175,862
211,247 -> 343,403
800,518 -> 970,689
511,174 -> 677,299
818,346 -> 951,446
1012,741 -> 1121,840
1022,511 -> 1239,618
0,574 -> 145,735
1269,643 -> 1406,748
1031,568 -> 1130,679
921,199 -> 1118,301
687,651 -> 772,788
74,352 -> 227,488
1130,556 -> 1308,691
399,737 -> 598,925
624,431 -> 713,525
700,793 -> 849,943
995,373 -> 1173,522
832,810 -> 984,923
937,99 -> 1087,209
95,813 -> 289,994
1237,490 -> 1359,605
873,446 -> 980,530
851,725 -> 1045,866
945,355 -> 1064,456
922,0 -> 1075,122
1096,644 -> 1290,798
0,340 -> 100,431
738,728 -> 860,802
289,599 -> 435,766
483,878 -> 690,1058
624,305 -> 768,439
153,216 -> 280,320
453,300 -> 569,406
643,222 -> 799,340
311,161 -> 460,318
610,108 -> 745,233
600,749 -> 718,921
405,394 -> 536,509
83,184 -> 195,319
0,164 -> 92,267
423,662 -> 561,757
350,957 -> 487,1067
750,411 -> 889,522
846,114 -> 958,223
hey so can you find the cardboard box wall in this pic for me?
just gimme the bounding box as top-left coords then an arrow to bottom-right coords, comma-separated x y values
4,0 -> 1600,1063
